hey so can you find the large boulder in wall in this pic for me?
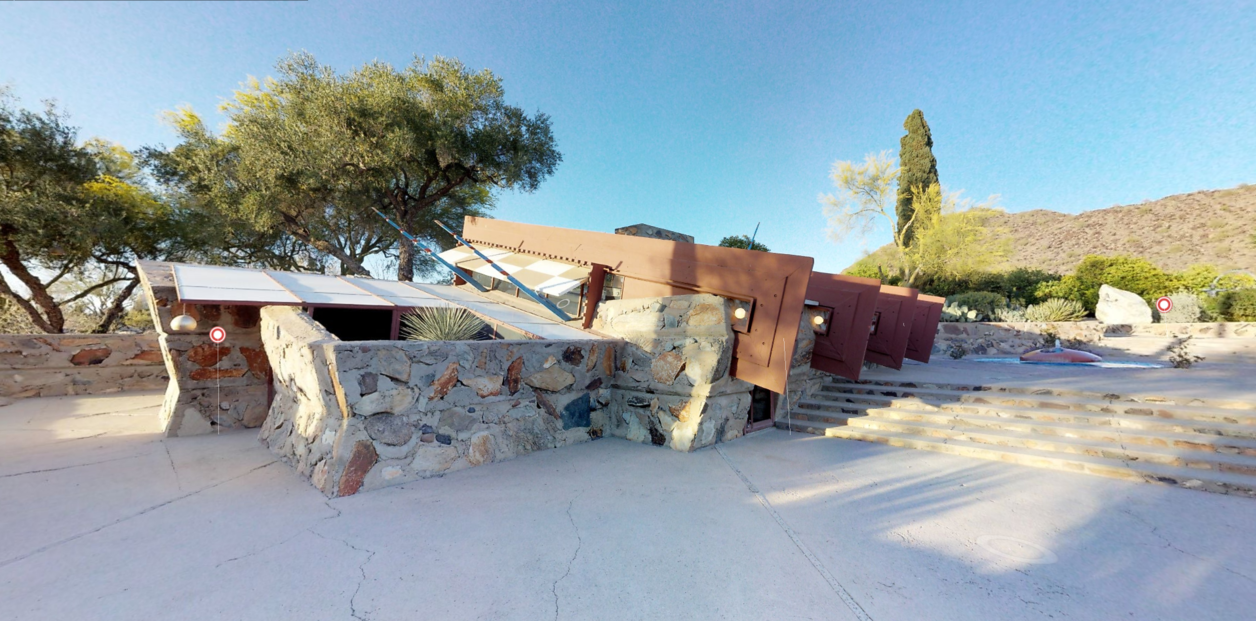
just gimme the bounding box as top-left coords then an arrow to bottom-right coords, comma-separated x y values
1095,284 -> 1152,324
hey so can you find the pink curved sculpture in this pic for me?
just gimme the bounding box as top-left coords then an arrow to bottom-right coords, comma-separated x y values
1020,340 -> 1103,364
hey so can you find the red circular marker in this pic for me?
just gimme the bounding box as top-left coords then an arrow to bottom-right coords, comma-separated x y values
209,326 -> 227,343
1156,297 -> 1173,313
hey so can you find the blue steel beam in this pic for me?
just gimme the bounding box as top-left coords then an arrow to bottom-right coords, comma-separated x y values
433,220 -> 573,322
370,208 -> 488,292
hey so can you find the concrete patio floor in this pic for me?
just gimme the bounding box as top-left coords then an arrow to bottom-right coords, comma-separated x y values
3,391 -> 1255,621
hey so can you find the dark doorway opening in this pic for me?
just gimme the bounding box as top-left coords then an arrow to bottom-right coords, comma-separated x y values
745,385 -> 777,434
310,307 -> 394,341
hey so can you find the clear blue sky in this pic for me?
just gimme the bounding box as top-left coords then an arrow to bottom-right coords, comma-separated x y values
3,0 -> 1253,274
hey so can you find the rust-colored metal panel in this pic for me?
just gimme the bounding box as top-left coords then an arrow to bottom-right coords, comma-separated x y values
863,285 -> 919,370
805,272 -> 881,381
459,217 -> 814,394
905,294 -> 945,364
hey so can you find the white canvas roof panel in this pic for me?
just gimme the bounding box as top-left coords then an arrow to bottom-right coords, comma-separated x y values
164,261 -> 597,341
436,246 -> 589,296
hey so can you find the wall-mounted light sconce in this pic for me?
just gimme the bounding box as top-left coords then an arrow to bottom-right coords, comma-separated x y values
170,314 -> 198,332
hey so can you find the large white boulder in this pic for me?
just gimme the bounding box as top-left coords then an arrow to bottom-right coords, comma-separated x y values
1095,284 -> 1152,324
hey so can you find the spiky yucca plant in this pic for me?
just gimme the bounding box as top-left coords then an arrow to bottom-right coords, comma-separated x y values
400,307 -> 487,341
1024,298 -> 1087,322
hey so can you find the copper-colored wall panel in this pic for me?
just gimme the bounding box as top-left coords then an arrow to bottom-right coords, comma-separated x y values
864,285 -> 919,370
806,272 -> 881,381
459,217 -> 814,394
904,294 -> 945,364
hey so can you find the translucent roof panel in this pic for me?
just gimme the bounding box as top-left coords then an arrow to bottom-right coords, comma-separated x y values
342,278 -> 455,308
163,261 -> 598,341
174,264 -> 301,304
265,271 -> 390,307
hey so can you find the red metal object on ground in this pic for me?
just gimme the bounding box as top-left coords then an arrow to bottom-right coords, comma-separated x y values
864,285 -> 919,370
459,216 -> 813,394
904,294 -> 945,364
805,272 -> 881,381
1020,348 -> 1104,363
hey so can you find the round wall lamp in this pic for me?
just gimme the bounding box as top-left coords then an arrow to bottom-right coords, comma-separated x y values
813,315 -> 825,326
170,314 -> 198,332
733,307 -> 747,320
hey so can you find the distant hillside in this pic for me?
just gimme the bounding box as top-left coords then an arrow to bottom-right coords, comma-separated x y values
849,184 -> 1256,275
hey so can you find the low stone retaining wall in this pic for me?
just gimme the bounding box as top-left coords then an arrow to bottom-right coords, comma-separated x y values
932,322 -> 1256,359
0,333 -> 167,399
261,293 -> 764,497
260,306 -> 611,496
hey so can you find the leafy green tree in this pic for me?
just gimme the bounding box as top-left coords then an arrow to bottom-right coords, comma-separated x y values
718,235 -> 769,252
899,183 -> 1007,286
161,52 -> 561,281
896,110 -> 938,247
0,94 -> 201,333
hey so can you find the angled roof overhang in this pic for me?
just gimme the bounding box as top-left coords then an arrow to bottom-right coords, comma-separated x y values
136,261 -> 595,341
805,271 -> 881,381
458,216 -> 813,394
863,285 -> 919,370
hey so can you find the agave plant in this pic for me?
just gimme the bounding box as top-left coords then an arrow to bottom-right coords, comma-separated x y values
1024,298 -> 1087,322
400,307 -> 487,341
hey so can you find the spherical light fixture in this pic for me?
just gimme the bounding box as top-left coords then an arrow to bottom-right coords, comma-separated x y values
170,314 -> 198,332
812,315 -> 825,326
733,307 -> 747,320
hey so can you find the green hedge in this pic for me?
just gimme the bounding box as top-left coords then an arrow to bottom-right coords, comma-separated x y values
1223,289 -> 1256,321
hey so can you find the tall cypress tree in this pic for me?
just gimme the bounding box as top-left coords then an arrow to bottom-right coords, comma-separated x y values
896,109 -> 939,247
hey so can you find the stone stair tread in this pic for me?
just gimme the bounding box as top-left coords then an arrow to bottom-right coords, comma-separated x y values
822,380 -> 1256,413
810,388 -> 1256,426
818,428 -> 1256,494
844,415 -> 1256,469
796,398 -> 1256,443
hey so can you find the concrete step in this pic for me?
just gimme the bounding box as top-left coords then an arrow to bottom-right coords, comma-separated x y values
796,397 -> 1256,443
823,379 -> 1256,412
790,425 -> 1256,498
811,386 -> 1256,427
842,416 -> 1256,476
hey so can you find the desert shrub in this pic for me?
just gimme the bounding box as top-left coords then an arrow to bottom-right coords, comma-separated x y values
842,260 -> 887,283
1071,255 -> 1181,308
1222,289 -> 1256,322
993,307 -> 1027,322
401,307 -> 487,341
1025,298 -> 1087,322
919,269 -> 1061,304
996,268 -> 1061,305
941,303 -> 983,322
1158,290 -> 1205,323
946,292 -> 1007,317
947,343 -> 967,359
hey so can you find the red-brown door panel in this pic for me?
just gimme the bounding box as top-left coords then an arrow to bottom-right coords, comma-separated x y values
806,272 -> 880,381
864,285 -> 919,370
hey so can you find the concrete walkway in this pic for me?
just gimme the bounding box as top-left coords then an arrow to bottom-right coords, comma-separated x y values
867,358 -> 1256,404
2,392 -> 1255,620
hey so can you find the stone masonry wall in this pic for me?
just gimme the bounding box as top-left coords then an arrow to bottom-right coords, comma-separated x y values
138,262 -> 271,437
593,294 -> 754,452
933,322 -> 1256,359
259,306 -> 611,497
0,333 -> 167,400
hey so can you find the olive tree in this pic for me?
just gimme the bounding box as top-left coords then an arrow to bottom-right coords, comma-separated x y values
162,52 -> 561,280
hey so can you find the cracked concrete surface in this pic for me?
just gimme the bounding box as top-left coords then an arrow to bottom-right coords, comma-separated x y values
3,391 -> 1256,620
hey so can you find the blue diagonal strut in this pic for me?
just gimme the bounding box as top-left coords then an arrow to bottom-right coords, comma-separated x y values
433,220 -> 573,322
370,208 -> 488,292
